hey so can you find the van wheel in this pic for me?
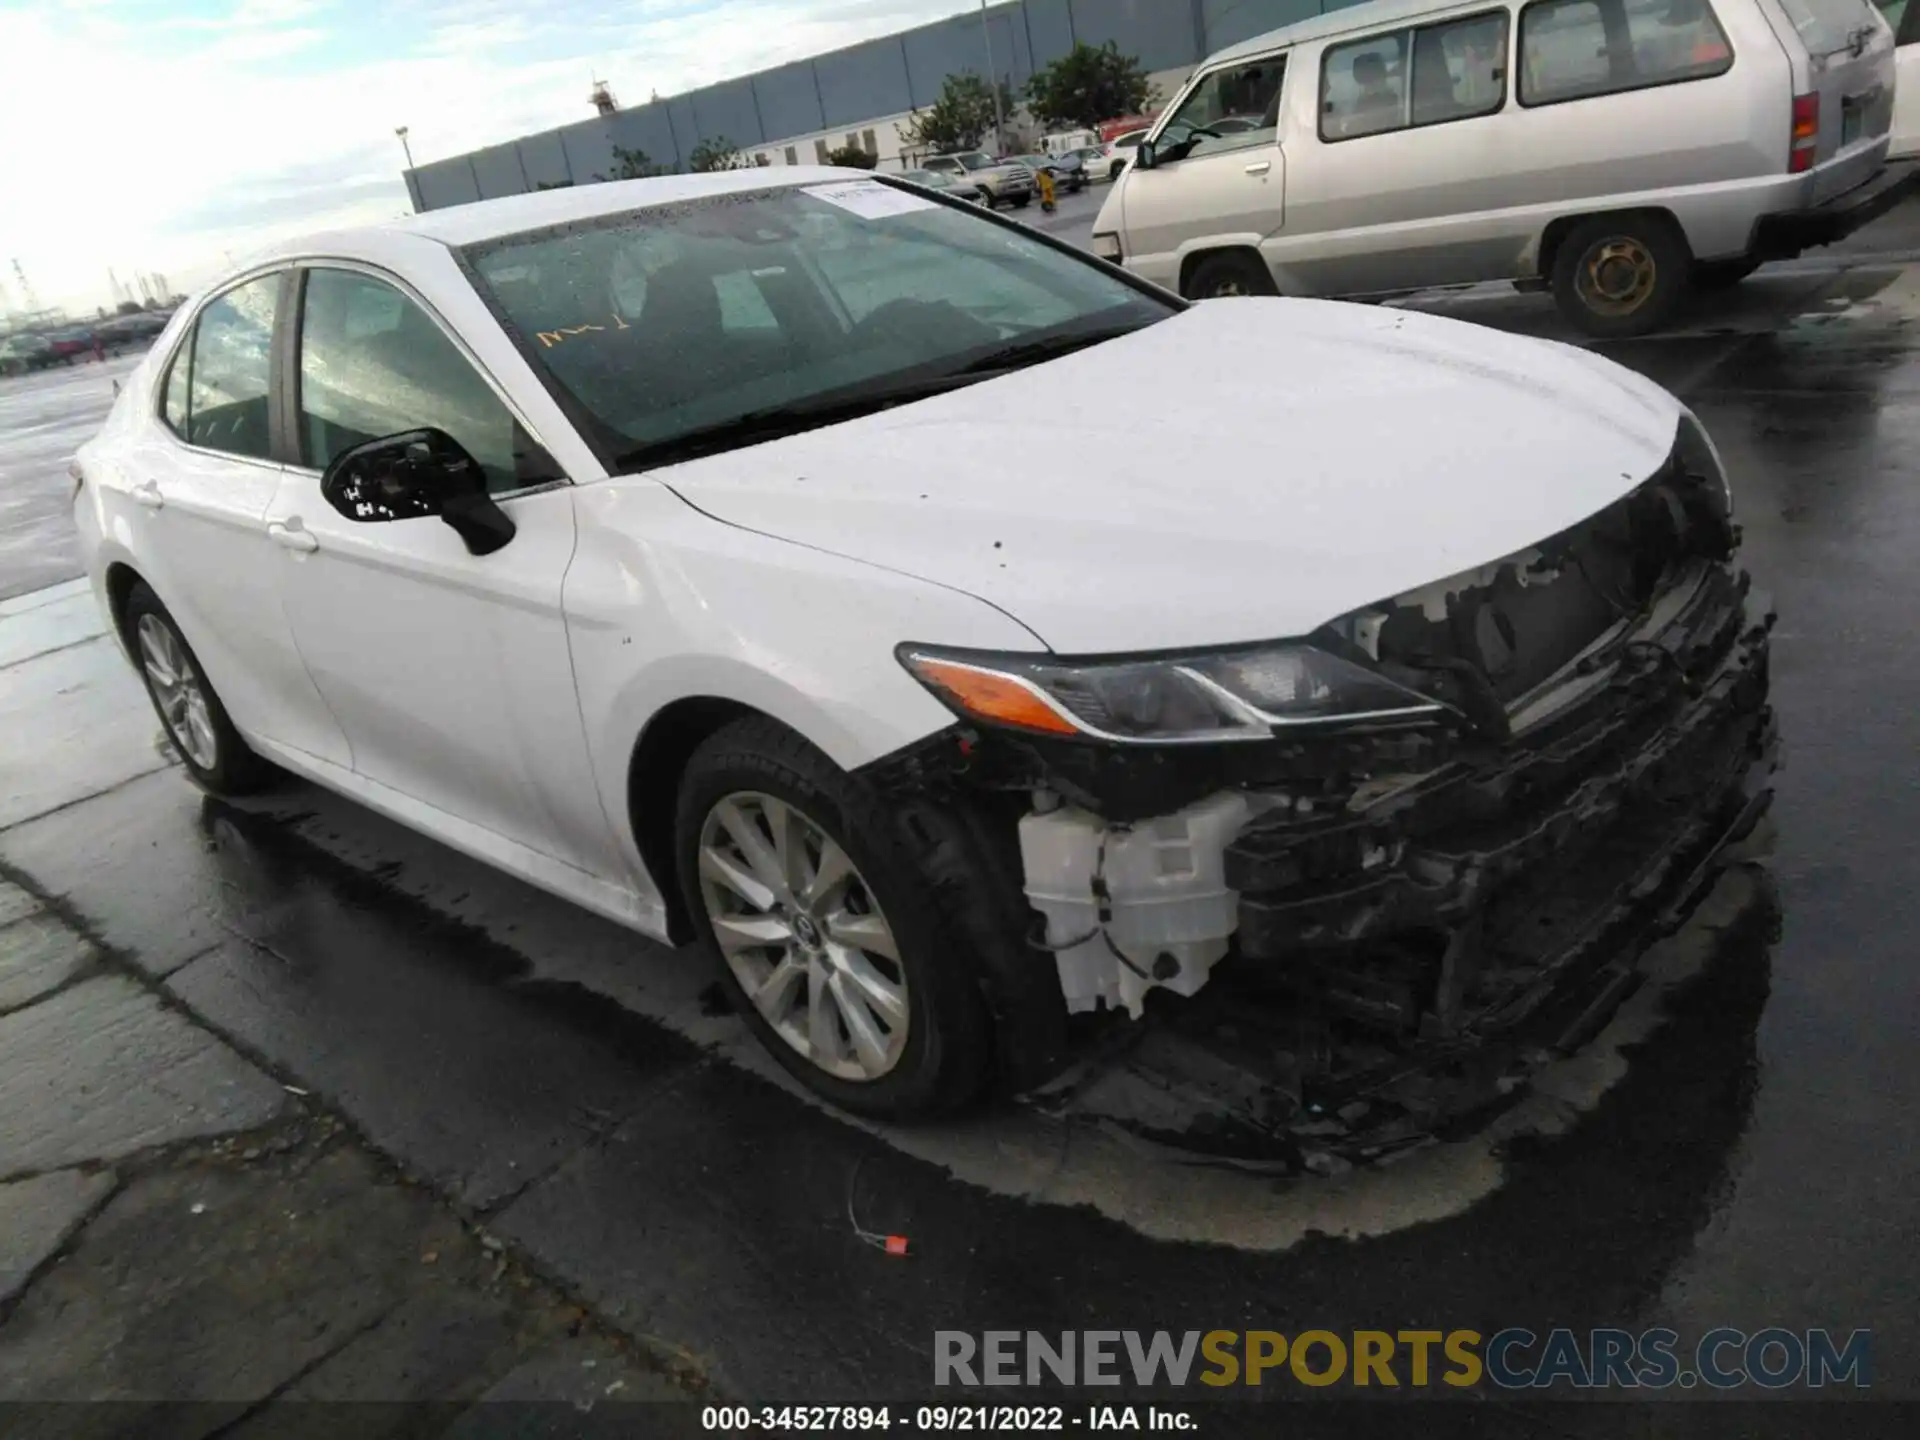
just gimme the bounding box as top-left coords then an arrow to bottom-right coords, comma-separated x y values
674,716 -> 992,1119
1552,215 -> 1689,338
1694,258 -> 1761,291
1186,252 -> 1277,300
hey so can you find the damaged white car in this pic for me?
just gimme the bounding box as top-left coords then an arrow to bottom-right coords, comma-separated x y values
73,168 -> 1773,1120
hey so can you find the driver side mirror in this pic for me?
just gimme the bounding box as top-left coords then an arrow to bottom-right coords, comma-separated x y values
1136,141 -> 1158,171
320,427 -> 517,556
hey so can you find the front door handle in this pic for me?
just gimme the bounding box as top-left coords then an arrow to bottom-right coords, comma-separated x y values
132,481 -> 164,510
1245,160 -> 1273,176
268,520 -> 319,553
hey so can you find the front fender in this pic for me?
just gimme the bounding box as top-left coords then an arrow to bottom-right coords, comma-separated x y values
563,480 -> 1047,898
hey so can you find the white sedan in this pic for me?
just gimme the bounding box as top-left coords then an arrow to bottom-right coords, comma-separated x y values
74,167 -> 1769,1119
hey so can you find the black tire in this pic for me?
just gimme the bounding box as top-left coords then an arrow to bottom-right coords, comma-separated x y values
1185,251 -> 1278,300
1012,194 -> 1032,209
1694,258 -> 1761,292
122,581 -> 275,796
674,716 -> 993,1119
980,189 -> 999,210
1551,214 -> 1691,338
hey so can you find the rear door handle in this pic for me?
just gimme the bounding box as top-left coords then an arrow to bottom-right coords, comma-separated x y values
1245,160 -> 1272,176
132,481 -> 163,510
268,520 -> 319,553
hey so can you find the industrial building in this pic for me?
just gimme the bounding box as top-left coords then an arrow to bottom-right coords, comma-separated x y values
402,0 -> 1368,211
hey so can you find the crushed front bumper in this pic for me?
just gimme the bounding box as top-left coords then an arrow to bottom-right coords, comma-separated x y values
1225,571 -> 1773,1038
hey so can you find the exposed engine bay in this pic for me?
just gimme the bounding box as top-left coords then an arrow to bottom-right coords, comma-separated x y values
866,426 -> 1775,1160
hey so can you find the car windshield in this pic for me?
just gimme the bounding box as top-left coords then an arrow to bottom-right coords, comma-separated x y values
954,152 -> 993,170
461,180 -> 1174,472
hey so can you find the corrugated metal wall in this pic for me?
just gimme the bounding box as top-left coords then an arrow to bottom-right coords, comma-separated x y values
405,0 -> 1353,210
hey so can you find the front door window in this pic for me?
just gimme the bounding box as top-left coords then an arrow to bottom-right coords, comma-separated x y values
1157,57 -> 1288,162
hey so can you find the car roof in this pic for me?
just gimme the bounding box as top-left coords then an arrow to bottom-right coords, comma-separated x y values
246,165 -> 869,264
1208,0 -> 1469,62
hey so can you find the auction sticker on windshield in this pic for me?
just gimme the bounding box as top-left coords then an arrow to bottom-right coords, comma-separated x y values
805,180 -> 937,218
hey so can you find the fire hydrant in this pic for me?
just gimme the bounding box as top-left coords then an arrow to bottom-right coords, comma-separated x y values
1036,167 -> 1057,213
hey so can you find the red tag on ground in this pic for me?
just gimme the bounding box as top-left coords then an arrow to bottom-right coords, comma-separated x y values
884,1235 -> 910,1256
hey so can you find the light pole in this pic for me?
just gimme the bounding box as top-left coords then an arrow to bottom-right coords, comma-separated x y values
395,125 -> 416,169
979,0 -> 1004,150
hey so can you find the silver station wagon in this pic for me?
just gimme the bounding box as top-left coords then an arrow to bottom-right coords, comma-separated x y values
1094,0 -> 1919,334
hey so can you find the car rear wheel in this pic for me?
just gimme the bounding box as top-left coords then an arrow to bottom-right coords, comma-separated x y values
1552,215 -> 1690,338
675,716 -> 991,1118
124,581 -> 274,796
1186,251 -> 1278,300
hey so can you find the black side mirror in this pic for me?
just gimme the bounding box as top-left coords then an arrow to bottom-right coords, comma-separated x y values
320,428 -> 517,556
1136,141 -> 1158,171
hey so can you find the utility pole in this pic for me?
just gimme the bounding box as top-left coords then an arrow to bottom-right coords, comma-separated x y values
11,260 -> 39,314
395,125 -> 416,169
979,0 -> 1004,150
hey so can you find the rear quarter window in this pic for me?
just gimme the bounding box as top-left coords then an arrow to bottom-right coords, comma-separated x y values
1519,0 -> 1733,107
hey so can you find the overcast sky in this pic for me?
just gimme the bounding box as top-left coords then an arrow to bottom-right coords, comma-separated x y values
0,0 -> 962,313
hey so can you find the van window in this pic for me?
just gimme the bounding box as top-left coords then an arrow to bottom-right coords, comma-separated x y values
1412,12 -> 1510,126
1322,33 -> 1409,139
1157,56 -> 1288,159
1778,0 -> 1882,53
1519,0 -> 1733,107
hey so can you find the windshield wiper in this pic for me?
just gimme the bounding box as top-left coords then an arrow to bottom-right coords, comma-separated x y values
952,322 -> 1147,374
610,370 -> 991,473
610,324 -> 1148,474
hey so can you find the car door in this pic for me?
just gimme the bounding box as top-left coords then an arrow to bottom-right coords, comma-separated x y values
134,271 -> 353,767
1117,54 -> 1290,292
262,262 -> 612,874
1281,12 -> 1519,296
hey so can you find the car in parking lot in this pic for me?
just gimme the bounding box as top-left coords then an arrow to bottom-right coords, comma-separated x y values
1101,130 -> 1149,180
901,168 -> 990,204
73,167 -> 1772,1118
916,151 -> 1034,208
1095,0 -> 1920,334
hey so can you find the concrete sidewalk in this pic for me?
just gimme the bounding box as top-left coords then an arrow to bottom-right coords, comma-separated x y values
0,583 -> 697,1432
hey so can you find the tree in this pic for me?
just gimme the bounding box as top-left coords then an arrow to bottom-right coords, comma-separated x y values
1027,41 -> 1154,131
897,72 -> 1015,154
595,144 -> 666,181
689,136 -> 752,172
825,143 -> 878,169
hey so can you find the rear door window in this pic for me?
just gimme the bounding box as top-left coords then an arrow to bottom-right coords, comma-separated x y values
1322,32 -> 1410,139
185,275 -> 279,460
1411,13 -> 1510,126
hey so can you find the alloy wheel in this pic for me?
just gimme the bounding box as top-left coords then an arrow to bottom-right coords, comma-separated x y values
697,791 -> 909,1082
137,613 -> 218,770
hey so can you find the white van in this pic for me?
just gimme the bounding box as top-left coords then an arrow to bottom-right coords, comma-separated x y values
1093,0 -> 1919,334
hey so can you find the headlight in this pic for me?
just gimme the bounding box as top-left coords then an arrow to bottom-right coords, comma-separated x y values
1091,231 -> 1123,262
898,643 -> 1448,744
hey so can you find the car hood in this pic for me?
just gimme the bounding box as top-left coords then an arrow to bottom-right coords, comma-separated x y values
661,298 -> 1682,655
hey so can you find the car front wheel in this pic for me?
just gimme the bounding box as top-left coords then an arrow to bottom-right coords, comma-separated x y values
124,580 -> 274,795
675,717 -> 991,1118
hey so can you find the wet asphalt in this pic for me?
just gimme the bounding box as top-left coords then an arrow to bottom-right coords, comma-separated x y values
2,236 -> 1919,1418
